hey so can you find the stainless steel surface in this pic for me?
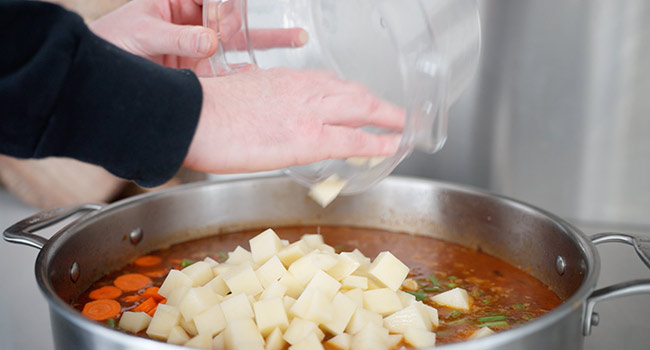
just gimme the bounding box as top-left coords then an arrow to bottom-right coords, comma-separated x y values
5,176 -> 647,349
395,0 -> 650,228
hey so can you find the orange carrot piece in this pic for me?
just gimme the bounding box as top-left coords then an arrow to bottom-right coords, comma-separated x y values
159,298 -> 167,305
141,287 -> 164,301
133,297 -> 157,314
134,255 -> 163,267
146,305 -> 157,317
88,286 -> 122,300
114,273 -> 152,292
122,295 -> 142,303
81,299 -> 121,321
170,258 -> 182,265
143,269 -> 168,278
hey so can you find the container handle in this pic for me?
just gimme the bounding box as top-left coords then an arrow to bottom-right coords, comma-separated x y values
583,232 -> 650,336
3,204 -> 104,250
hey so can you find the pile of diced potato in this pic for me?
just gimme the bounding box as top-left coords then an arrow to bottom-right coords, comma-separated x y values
117,229 -> 476,349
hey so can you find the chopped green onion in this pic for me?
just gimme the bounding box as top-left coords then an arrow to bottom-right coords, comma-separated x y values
180,258 -> 196,268
429,274 -> 440,287
477,315 -> 506,322
445,318 -> 468,325
423,287 -> 442,292
447,283 -> 457,288
477,320 -> 508,328
449,310 -> 463,319
216,252 -> 228,261
512,303 -> 526,310
404,289 -> 426,301
481,298 -> 491,304
522,313 -> 533,320
448,276 -> 457,281
106,318 -> 116,328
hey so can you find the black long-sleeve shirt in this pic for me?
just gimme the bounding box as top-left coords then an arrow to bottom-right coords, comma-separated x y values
0,1 -> 203,187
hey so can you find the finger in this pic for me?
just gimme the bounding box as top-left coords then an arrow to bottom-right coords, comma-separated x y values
317,93 -> 405,131
169,0 -> 204,25
248,28 -> 309,49
314,126 -> 402,160
143,22 -> 218,58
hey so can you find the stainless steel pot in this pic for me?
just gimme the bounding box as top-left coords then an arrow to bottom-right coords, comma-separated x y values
4,176 -> 650,349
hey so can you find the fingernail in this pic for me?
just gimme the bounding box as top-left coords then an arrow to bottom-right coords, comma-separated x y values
297,29 -> 309,46
196,32 -> 211,54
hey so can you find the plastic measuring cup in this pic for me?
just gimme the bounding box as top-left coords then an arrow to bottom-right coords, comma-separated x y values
203,0 -> 481,194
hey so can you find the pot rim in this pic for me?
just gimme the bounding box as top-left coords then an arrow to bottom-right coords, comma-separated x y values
33,175 -> 601,348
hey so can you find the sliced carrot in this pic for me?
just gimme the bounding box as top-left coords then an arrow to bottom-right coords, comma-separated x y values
170,258 -> 182,265
133,297 -> 157,314
147,305 -> 158,317
82,299 -> 121,321
114,273 -> 152,292
143,269 -> 168,278
159,298 -> 167,305
88,286 -> 122,300
141,286 -> 164,302
122,295 -> 143,303
134,255 -> 163,267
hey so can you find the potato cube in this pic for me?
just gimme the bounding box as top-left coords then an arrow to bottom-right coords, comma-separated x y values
158,269 -> 193,298
318,243 -> 336,254
193,303 -> 227,337
178,286 -> 220,321
345,308 -> 383,335
290,289 -> 333,324
254,297 -> 290,336
222,263 -> 264,296
327,253 -> 361,281
266,327 -> 287,350
205,275 -> 230,296
288,251 -> 338,286
341,275 -> 368,290
387,334 -> 403,349
304,269 -> 341,300
367,252 -> 409,291
146,304 -> 181,340
343,288 -> 363,308
420,302 -> 439,328
403,328 -> 436,348
283,296 -> 297,315
325,333 -> 352,350
118,311 -> 152,333
180,317 -> 199,336
321,293 -> 357,335
223,319 -> 265,350
167,325 -> 190,345
300,234 -> 324,249
430,287 -> 471,310
397,290 -> 416,307
470,326 -> 495,339
226,246 -> 254,265
256,255 -> 288,288
308,175 -> 347,207
250,228 -> 285,264
211,332 -> 225,350
362,288 -> 403,316
289,333 -> 324,350
383,303 -> 432,333
184,333 -> 212,349
350,323 -> 389,350
277,240 -> 311,267
283,318 -> 325,345
182,261 -> 214,287
259,280 -> 288,300
402,278 -> 419,291
203,257 -> 219,268
279,272 -> 306,299
220,293 -> 254,321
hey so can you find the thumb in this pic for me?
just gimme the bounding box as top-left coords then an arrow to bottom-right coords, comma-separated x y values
144,22 -> 218,58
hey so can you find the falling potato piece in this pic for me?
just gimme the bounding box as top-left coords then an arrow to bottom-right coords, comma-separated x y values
430,287 -> 471,310
308,174 -> 347,208
469,326 -> 495,339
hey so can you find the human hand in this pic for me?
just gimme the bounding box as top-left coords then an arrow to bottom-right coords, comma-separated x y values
183,67 -> 405,174
89,0 -> 307,76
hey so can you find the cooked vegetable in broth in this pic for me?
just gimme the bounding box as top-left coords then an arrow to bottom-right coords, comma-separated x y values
72,226 -> 562,348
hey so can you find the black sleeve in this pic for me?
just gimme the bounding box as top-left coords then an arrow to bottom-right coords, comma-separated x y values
0,1 -> 203,187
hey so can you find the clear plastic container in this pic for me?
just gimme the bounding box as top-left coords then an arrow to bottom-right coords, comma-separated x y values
203,0 -> 481,194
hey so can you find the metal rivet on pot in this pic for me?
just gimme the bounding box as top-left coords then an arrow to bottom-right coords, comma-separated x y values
555,256 -> 566,275
591,312 -> 600,327
69,261 -> 80,283
129,228 -> 143,245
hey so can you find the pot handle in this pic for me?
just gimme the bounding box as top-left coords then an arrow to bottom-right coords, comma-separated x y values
583,232 -> 650,336
3,203 -> 104,250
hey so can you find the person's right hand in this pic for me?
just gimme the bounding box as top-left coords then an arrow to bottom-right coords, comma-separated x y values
184,67 -> 405,174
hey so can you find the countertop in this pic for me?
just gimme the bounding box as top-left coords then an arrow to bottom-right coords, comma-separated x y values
1,186 -> 648,349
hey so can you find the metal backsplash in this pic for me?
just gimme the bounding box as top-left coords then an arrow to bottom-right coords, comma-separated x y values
395,0 -> 650,227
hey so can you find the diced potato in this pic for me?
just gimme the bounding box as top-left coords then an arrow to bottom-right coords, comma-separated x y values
430,287 -> 471,310
283,318 -> 325,345
419,302 -> 439,328
166,285 -> 190,307
345,308 -> 383,335
290,289 -> 332,324
469,326 -> 495,339
184,333 -> 212,349
367,252 -> 409,291
203,257 -> 219,268
401,278 -> 419,291
220,293 -> 254,321
397,290 -> 416,308
288,251 -> 338,286
193,303 -> 227,337
259,280 -> 288,300
300,234 -> 324,249
279,272 -> 306,299
178,286 -> 220,321
303,269 -> 341,300
146,304 -> 181,341
350,323 -> 389,350
327,253 -> 361,281
255,255 -> 288,288
277,240 -> 311,267
180,317 -> 199,336
321,293 -> 357,335
254,297 -> 290,336
249,228 -> 285,265
342,288 -> 363,308
341,275 -> 368,290
167,325 -> 190,345
118,311 -> 152,333
362,288 -> 403,316
325,333 -> 352,350
387,334 -> 403,349
226,246 -> 254,265
222,263 -> 264,296
308,175 -> 347,208
283,296 -> 297,316
345,157 -> 369,167
223,319 -> 265,350
289,332 -> 324,350
403,328 -> 436,348
205,275 -> 230,296
158,269 -> 193,298
182,261 -> 214,287
266,327 -> 287,350
318,244 -> 336,254
383,303 -> 432,333
211,332 -> 225,350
